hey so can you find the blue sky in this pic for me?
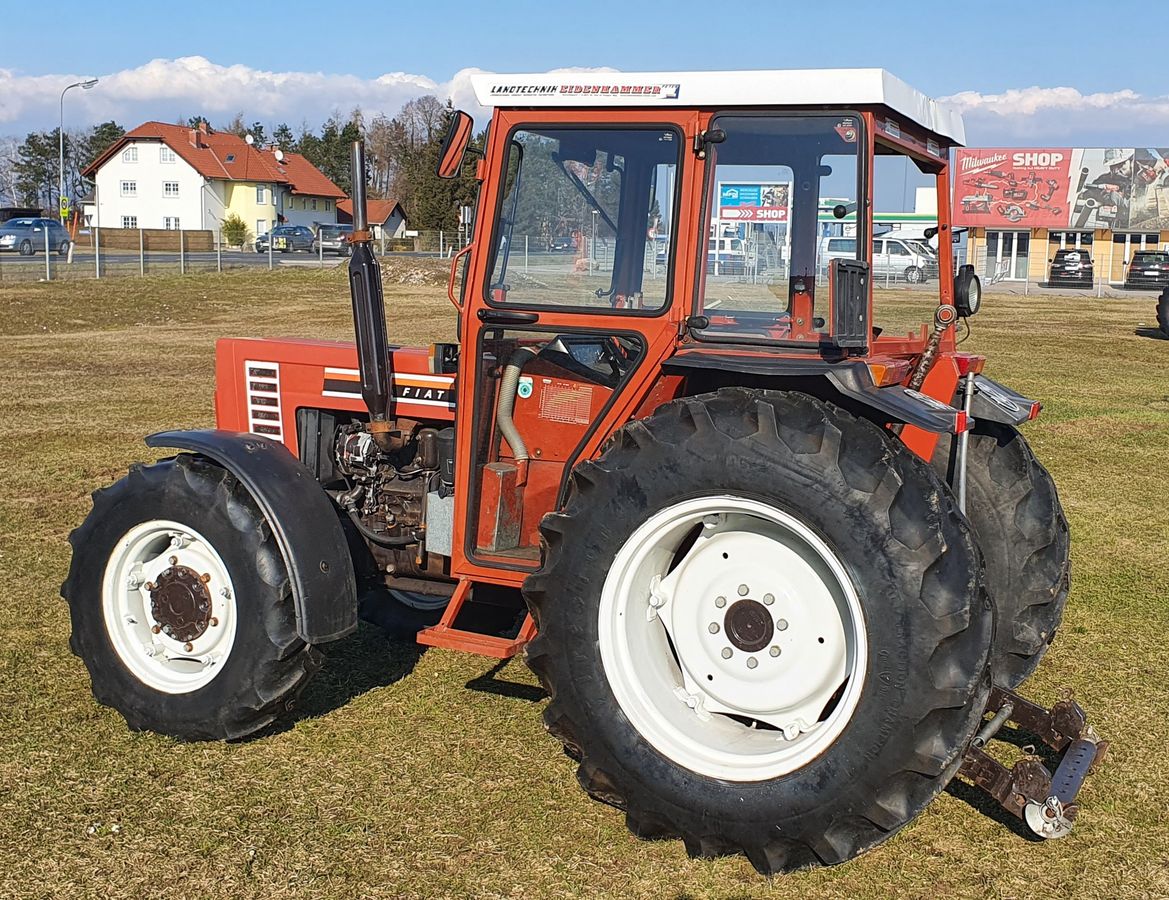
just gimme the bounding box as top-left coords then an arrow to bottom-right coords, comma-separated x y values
2,1 -> 1167,146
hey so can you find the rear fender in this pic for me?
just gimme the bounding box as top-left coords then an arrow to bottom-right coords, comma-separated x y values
145,429 -> 357,644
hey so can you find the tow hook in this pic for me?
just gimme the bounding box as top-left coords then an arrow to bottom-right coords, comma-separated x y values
958,685 -> 1108,840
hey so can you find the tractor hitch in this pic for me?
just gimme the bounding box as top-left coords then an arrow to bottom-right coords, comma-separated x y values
958,685 -> 1107,840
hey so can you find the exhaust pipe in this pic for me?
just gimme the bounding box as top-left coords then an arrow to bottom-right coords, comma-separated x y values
347,140 -> 394,450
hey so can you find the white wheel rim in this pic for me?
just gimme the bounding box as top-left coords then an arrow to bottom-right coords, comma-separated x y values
598,495 -> 867,781
101,519 -> 239,694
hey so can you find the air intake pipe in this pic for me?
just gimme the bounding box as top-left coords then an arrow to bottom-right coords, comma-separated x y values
497,346 -> 538,485
347,140 -> 394,450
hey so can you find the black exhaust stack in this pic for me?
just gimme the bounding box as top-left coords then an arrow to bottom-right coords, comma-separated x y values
347,140 -> 394,450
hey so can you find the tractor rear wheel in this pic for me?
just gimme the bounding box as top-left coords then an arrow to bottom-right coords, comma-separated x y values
523,388 -> 992,873
62,454 -> 321,740
1157,287 -> 1169,336
933,421 -> 1070,688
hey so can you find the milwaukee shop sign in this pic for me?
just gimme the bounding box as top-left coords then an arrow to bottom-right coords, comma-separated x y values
718,183 -> 790,222
955,149 -> 1073,229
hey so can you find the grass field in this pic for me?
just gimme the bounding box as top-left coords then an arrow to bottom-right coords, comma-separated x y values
1,267 -> 1167,899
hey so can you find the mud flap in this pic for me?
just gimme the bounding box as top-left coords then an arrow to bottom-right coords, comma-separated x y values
958,685 -> 1108,839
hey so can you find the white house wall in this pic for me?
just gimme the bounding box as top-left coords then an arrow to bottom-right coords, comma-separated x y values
94,141 -> 206,230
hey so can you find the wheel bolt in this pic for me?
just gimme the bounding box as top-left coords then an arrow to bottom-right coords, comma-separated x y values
715,596 -> 726,608
769,646 -> 781,657
738,584 -> 749,596
721,647 -> 732,659
776,618 -> 789,631
199,572 -> 211,584
145,582 -> 156,591
763,593 -> 775,605
708,622 -> 719,634
151,625 -> 161,634
168,555 -> 178,566
747,657 -> 758,669
183,642 -> 194,652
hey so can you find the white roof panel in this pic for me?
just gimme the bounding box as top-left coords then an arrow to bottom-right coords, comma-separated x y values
471,69 -> 964,145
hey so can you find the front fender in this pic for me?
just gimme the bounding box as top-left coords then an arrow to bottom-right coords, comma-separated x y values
145,429 -> 357,644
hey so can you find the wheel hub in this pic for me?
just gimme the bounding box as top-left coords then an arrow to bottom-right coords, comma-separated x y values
149,564 -> 212,642
724,599 -> 773,652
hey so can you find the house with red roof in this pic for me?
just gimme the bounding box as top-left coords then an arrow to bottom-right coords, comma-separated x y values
336,198 -> 408,240
82,121 -> 346,243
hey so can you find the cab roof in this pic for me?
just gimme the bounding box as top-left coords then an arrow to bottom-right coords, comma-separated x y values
471,68 -> 964,145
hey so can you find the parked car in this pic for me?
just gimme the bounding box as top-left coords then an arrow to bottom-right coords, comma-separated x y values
1124,250 -> 1169,289
1048,249 -> 1094,287
547,234 -> 573,252
255,225 -> 315,253
818,235 -> 938,283
314,224 -> 353,256
0,217 -> 71,255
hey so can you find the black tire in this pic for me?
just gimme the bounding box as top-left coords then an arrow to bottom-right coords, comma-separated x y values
62,455 -> 321,741
934,421 -> 1070,688
1157,288 -> 1169,337
905,265 -> 924,284
58,241 -> 70,256
19,239 -> 33,256
523,388 -> 992,873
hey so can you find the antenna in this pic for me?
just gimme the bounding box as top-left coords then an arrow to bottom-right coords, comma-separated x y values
245,134 -> 255,146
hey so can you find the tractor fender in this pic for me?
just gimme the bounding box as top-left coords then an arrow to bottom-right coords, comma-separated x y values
970,375 -> 1041,426
145,429 -> 357,644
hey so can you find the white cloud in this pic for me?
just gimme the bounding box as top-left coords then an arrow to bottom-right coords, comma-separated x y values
940,86 -> 1169,145
0,57 -> 619,136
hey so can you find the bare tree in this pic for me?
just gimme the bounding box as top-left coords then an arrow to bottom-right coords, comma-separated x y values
0,136 -> 20,206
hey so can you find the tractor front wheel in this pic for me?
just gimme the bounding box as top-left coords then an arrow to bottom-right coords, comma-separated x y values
934,421 -> 1070,687
524,388 -> 992,873
62,455 -> 320,740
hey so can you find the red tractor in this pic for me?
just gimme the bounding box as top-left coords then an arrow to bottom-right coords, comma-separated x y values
63,69 -> 1104,872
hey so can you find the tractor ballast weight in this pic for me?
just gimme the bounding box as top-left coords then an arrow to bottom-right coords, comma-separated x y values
62,68 -> 1102,874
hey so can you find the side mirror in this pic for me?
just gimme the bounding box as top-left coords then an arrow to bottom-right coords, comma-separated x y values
954,265 -> 982,317
436,110 -> 475,179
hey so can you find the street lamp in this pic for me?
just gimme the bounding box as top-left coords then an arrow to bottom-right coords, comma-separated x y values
59,78 -> 98,223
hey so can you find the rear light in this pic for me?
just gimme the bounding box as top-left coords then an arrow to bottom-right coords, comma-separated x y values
953,353 -> 986,376
866,358 -> 912,386
1028,401 -> 1042,421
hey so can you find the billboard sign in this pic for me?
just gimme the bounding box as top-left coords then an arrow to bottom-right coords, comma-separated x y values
954,148 -> 1169,230
718,182 -> 790,222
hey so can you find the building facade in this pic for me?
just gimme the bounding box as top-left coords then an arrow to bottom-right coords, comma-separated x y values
84,122 -> 346,241
954,147 -> 1169,284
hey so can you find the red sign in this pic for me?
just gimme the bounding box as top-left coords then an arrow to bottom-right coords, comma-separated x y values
954,148 -> 1073,229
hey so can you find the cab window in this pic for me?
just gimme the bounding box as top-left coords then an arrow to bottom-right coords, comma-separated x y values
488,126 -> 681,312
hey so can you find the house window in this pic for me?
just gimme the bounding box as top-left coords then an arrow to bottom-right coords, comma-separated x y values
163,182 -> 180,198
257,219 -> 268,238
160,146 -> 176,164
122,147 -> 138,163
164,217 -> 181,230
256,186 -> 266,204
310,198 -> 317,211
325,200 -> 332,212
120,180 -> 137,197
121,216 -> 138,228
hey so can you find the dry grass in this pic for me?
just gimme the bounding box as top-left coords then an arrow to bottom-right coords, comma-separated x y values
0,269 -> 1167,899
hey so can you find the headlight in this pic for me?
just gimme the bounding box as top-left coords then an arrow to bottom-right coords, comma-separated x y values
954,265 -> 982,317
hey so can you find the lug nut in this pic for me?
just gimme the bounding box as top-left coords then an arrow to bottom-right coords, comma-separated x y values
747,657 -> 758,669
715,596 -> 726,608
169,556 -> 178,566
199,572 -> 211,584
721,647 -> 732,659
151,625 -> 161,634
183,642 -> 194,653
708,622 -> 720,634
145,582 -> 155,591
776,618 -> 789,631
769,646 -> 781,657
763,593 -> 775,605
209,617 -> 219,627
738,584 -> 749,596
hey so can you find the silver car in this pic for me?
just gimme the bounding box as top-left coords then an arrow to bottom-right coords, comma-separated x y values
0,217 -> 72,255
314,224 -> 353,256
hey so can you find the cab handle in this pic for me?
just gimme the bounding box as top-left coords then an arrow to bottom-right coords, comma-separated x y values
448,244 -> 472,310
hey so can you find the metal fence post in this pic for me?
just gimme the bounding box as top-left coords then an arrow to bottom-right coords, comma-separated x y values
217,228 -> 222,273
525,235 -> 529,274
179,229 -> 185,275
268,227 -> 274,270
94,226 -> 101,279
45,226 -> 51,281
439,230 -> 444,257
319,232 -> 324,268
139,228 -> 145,276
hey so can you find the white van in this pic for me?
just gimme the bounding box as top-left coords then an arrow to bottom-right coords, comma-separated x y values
817,235 -> 936,283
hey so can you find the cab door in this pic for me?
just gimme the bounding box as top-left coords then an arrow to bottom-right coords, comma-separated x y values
450,108 -> 703,583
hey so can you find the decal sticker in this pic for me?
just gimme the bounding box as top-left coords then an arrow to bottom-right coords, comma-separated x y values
322,367 -> 456,409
